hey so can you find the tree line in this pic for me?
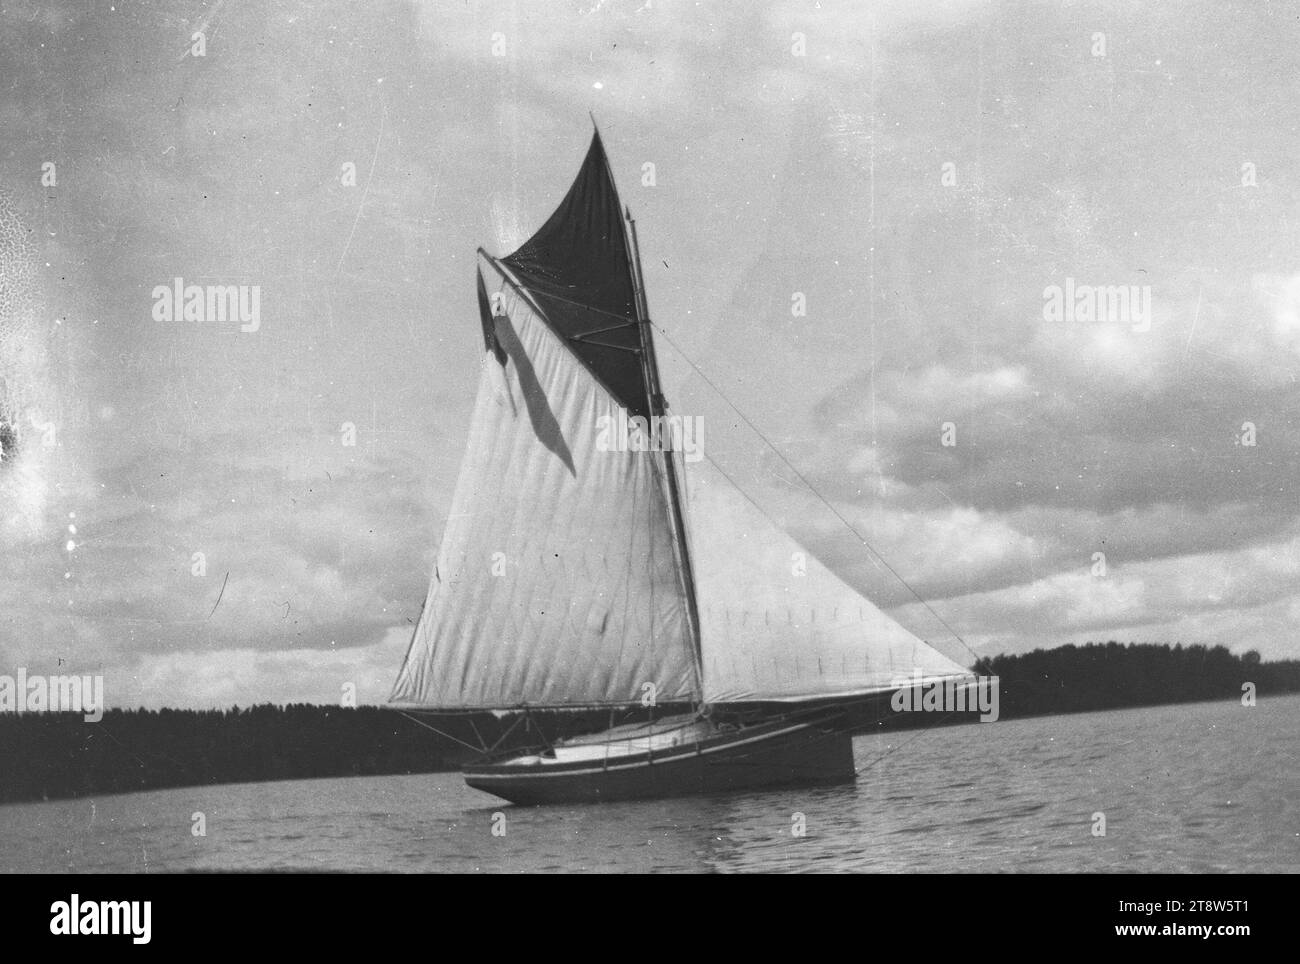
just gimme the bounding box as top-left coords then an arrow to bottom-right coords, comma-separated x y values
0,703 -> 641,805
970,641 -> 1296,717
0,642 -> 1295,804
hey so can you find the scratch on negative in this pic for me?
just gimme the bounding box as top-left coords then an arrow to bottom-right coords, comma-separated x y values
209,571 -> 229,618
336,105 -> 387,273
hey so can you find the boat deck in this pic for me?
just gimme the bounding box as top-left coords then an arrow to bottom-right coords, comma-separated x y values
509,714 -> 725,765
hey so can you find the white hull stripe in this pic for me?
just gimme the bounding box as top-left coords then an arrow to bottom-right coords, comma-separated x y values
465,722 -> 825,781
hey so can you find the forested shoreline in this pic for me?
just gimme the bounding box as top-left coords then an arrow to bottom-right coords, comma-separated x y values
973,641 -> 1297,716
1,642 -> 1296,805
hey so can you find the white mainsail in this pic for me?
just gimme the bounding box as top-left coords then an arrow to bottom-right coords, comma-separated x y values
683,454 -> 973,703
390,257 -> 696,708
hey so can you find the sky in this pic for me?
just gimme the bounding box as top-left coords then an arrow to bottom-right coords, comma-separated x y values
1,0 -> 1298,709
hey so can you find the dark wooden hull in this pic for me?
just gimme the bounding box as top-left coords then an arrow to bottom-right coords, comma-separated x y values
463,717 -> 856,805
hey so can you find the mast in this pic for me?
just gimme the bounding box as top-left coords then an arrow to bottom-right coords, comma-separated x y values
623,202 -> 705,701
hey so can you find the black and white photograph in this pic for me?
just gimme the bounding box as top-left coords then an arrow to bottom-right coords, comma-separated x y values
0,0 -> 1295,911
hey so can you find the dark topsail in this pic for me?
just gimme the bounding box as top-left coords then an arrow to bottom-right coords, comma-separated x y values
501,131 -> 650,418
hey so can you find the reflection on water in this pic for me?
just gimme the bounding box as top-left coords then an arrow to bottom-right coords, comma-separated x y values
2,696 -> 1297,872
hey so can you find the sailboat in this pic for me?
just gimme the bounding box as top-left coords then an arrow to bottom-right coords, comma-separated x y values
390,127 -> 975,805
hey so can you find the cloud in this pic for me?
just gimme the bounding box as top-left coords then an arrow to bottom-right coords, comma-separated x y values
3,0 -> 1300,710
893,529 -> 1300,659
116,624 -> 411,710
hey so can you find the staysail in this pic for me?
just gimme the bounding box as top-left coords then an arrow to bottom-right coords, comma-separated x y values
683,455 -> 973,704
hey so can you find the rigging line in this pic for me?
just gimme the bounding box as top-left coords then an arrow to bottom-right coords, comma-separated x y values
854,711 -> 958,775
398,711 -> 489,755
688,452 -> 960,654
651,323 -> 980,667
501,276 -> 638,325
480,254 -> 641,410
485,713 -> 526,756
466,715 -> 487,754
568,319 -> 641,340
689,448 -> 933,633
571,338 -> 642,354
695,451 -> 972,656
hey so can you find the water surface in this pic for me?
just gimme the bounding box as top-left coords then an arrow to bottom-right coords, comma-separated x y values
2,697 -> 1296,872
